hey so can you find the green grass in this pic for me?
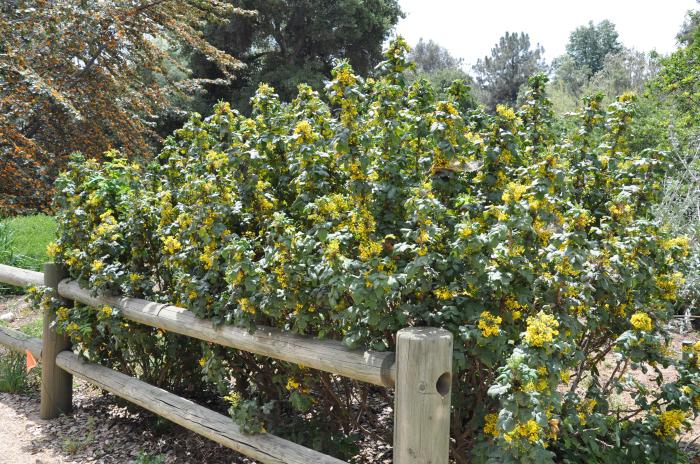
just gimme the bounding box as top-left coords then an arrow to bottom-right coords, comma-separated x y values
0,214 -> 57,293
0,352 -> 29,393
19,318 -> 43,338
1,214 -> 57,270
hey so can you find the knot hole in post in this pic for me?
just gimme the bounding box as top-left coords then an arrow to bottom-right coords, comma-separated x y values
436,371 -> 451,396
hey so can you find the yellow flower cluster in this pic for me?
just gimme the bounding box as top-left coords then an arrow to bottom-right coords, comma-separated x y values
572,210 -> 594,229
294,120 -> 316,144
433,287 -> 453,300
65,322 -> 82,342
630,312 -> 653,332
333,94 -> 356,124
335,67 -> 357,87
86,192 -> 101,207
478,311 -> 502,337
457,223 -> 473,239
56,306 -> 70,322
346,207 -> 376,238
523,379 -> 548,392
687,341 -> 700,368
347,160 -> 366,181
609,203 -> 633,221
560,370 -> 571,384
496,104 -> 517,121
504,297 -> 525,320
64,250 -> 79,267
93,211 -> 118,238
523,311 -> 560,347
325,239 -> 341,259
662,236 -> 690,255
311,194 -> 350,222
205,150 -> 228,170
655,272 -> 685,301
238,298 -> 256,315
501,182 -> 527,204
46,242 -> 61,258
286,378 -> 301,391
91,260 -> 104,272
273,264 -> 288,288
97,305 -> 113,321
576,399 -> 597,425
484,413 -> 499,437
504,419 -> 540,443
162,236 -> 182,254
436,101 -> 459,117
199,244 -> 216,270
655,409 -> 686,438
359,240 -> 382,261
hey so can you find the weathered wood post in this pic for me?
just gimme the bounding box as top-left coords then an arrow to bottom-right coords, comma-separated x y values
393,327 -> 453,464
41,263 -> 72,419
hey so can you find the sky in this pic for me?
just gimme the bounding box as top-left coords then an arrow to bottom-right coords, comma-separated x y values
396,0 -> 698,68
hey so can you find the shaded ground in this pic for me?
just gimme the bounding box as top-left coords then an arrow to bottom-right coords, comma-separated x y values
0,388 -> 257,464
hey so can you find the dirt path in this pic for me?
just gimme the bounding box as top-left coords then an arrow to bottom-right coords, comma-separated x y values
0,386 -> 258,464
0,393 -> 74,464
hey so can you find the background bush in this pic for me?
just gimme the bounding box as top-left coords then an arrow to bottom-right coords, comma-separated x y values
49,40 -> 697,463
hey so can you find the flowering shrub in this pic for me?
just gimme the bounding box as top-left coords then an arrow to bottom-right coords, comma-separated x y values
48,39 -> 696,462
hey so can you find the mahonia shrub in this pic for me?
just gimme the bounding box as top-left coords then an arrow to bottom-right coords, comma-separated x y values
49,39 -> 697,462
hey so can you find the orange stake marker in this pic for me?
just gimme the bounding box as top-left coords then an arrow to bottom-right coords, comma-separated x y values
26,350 -> 38,372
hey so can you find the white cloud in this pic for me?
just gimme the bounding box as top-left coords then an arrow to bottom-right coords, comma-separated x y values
396,0 -> 697,68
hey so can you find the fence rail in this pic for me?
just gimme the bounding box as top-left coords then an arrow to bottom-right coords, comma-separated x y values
0,263 -> 43,287
0,325 -> 41,359
58,279 -> 396,387
0,263 -> 453,463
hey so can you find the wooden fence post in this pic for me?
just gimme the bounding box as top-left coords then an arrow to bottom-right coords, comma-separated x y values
41,263 -> 72,419
393,327 -> 453,464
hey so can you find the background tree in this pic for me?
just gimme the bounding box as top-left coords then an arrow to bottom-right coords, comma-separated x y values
587,48 -> 660,97
549,55 -> 591,100
549,48 -> 660,114
473,31 -> 545,109
0,0 -> 254,214
548,21 -> 648,114
677,1 -> 700,46
565,19 -> 623,76
409,38 -> 463,72
188,0 -> 403,113
407,38 -> 473,94
656,10 -> 700,133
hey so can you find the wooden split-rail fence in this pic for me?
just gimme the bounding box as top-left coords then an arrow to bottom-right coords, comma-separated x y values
0,263 -> 453,463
